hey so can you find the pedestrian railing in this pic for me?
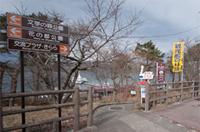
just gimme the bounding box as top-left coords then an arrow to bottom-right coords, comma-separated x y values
0,86 -> 93,132
145,80 -> 200,111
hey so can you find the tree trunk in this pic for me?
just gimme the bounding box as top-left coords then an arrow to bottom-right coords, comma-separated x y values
112,90 -> 117,103
0,65 -> 6,90
33,66 -> 40,102
61,70 -> 79,103
9,65 -> 21,106
172,72 -> 175,88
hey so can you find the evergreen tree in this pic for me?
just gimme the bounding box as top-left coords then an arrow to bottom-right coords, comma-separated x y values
135,40 -> 165,70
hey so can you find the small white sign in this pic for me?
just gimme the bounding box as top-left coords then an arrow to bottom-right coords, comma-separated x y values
131,91 -> 136,95
141,88 -> 145,98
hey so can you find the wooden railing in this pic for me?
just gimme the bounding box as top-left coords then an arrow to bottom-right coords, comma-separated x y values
0,86 -> 93,132
145,80 -> 200,111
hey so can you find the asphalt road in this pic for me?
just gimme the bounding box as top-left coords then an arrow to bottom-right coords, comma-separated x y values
79,101 -> 199,132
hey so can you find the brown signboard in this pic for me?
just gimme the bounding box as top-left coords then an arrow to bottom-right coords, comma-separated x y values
7,26 -> 69,45
7,13 -> 69,35
8,38 -> 69,55
157,62 -> 165,82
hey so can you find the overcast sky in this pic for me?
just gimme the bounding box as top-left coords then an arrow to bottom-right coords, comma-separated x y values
1,0 -> 200,54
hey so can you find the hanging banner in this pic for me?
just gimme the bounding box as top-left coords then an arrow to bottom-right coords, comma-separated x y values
172,42 -> 184,72
157,62 -> 165,82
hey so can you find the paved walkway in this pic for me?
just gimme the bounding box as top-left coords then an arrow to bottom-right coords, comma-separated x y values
79,99 -> 200,132
155,99 -> 200,131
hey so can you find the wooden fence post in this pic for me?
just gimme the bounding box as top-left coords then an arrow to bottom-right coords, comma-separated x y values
53,121 -> 58,132
199,80 -> 200,97
87,86 -> 93,127
192,80 -> 195,98
165,82 -> 169,105
73,87 -> 80,131
0,91 -> 3,132
145,83 -> 149,111
180,81 -> 183,101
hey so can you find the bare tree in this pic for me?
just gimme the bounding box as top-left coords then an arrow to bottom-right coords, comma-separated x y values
165,52 -> 175,83
60,0 -> 143,102
183,39 -> 200,81
1,0 -> 143,104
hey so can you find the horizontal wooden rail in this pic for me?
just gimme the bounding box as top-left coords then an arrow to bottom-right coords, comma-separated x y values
79,89 -> 89,92
168,94 -> 181,98
150,83 -> 166,86
1,90 -> 75,99
0,87 -> 94,132
3,115 -> 74,132
182,81 -> 193,83
146,81 -> 200,111
80,101 -> 89,105
168,82 -> 182,84
183,87 -> 192,89
169,88 -> 181,91
182,92 -> 192,95
2,103 -> 75,116
150,96 -> 166,102
149,90 -> 166,94
80,113 -> 89,117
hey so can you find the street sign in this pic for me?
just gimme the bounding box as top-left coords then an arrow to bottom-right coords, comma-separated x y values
8,38 -> 69,55
172,42 -> 184,72
7,13 -> 69,34
7,26 -> 69,45
157,62 -> 165,82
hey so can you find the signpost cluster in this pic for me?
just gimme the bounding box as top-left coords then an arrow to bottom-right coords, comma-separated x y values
6,12 -> 70,132
7,13 -> 70,54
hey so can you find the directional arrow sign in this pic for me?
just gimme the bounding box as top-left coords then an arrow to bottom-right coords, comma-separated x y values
59,45 -> 69,54
11,27 -> 21,34
7,12 -> 69,35
11,15 -> 21,22
8,26 -> 22,38
7,26 -> 69,45
7,13 -> 22,26
8,38 -> 69,55
7,12 -> 70,53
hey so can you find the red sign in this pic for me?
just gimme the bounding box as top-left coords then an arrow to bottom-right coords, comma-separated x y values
157,63 -> 165,82
59,45 -> 69,54
7,13 -> 22,26
7,26 -> 22,38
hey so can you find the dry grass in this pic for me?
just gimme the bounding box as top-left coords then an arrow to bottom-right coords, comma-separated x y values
2,91 -> 138,132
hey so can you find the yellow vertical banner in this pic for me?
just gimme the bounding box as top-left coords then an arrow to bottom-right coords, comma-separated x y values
172,42 -> 184,72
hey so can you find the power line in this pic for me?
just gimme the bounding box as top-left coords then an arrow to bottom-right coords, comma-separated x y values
1,22 -> 200,38
127,25 -> 200,38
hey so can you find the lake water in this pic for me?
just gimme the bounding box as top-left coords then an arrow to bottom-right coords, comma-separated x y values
1,71 -> 174,93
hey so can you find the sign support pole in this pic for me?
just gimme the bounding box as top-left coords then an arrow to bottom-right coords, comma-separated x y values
20,51 -> 25,132
58,54 -> 61,132
181,44 -> 184,81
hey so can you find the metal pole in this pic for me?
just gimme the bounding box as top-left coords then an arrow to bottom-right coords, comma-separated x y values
181,43 -> 184,81
0,75 -> 3,132
20,51 -> 25,132
126,74 -> 128,97
58,54 -> 61,132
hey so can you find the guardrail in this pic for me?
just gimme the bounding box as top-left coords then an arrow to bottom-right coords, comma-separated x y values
145,80 -> 200,111
0,87 -> 93,132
